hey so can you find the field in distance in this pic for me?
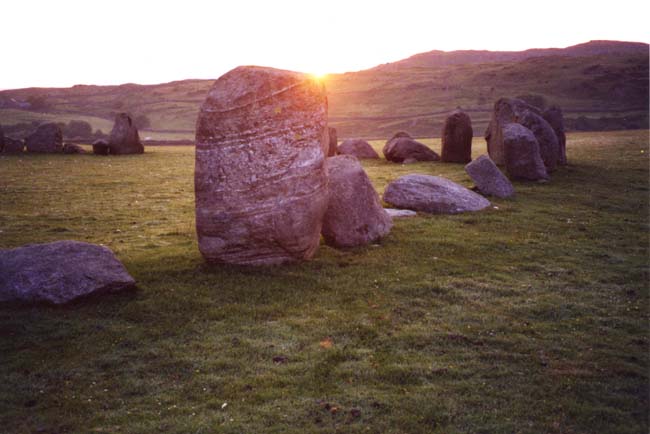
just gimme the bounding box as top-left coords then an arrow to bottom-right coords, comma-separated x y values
0,130 -> 648,433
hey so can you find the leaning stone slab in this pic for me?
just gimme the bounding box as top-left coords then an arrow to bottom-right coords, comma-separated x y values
0,241 -> 135,304
322,155 -> 392,248
383,174 -> 490,214
195,66 -> 329,265
465,154 -> 515,198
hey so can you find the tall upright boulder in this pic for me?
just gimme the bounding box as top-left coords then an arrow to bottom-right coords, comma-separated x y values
485,98 -> 559,171
502,123 -> 548,181
322,155 -> 392,248
327,127 -> 338,157
543,106 -> 567,165
25,123 -> 63,153
108,113 -> 144,155
195,66 -> 329,265
441,110 -> 473,163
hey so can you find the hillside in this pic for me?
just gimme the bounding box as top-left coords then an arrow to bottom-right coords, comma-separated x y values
0,40 -> 647,140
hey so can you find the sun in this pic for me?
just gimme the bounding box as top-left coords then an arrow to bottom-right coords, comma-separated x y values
310,71 -> 329,80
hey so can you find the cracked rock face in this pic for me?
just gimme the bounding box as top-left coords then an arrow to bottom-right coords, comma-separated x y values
383,174 -> 490,214
322,155 -> 392,248
0,241 -> 135,304
195,66 -> 329,265
441,110 -> 473,163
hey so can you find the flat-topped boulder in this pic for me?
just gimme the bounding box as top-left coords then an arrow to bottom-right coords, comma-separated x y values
543,106 -> 567,165
108,113 -> 144,155
195,65 -> 329,265
322,155 -> 392,248
0,241 -> 135,304
502,123 -> 548,181
327,127 -> 338,157
383,174 -> 490,214
25,123 -> 63,153
441,110 -> 473,163
383,135 -> 439,163
337,138 -> 379,159
465,154 -> 515,198
63,143 -> 86,154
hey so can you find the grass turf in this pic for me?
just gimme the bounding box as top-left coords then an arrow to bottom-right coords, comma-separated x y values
0,130 -> 648,433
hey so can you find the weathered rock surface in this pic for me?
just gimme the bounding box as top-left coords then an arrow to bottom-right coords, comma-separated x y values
63,143 -> 86,154
0,241 -> 135,304
2,138 -> 24,154
92,139 -> 110,155
327,127 -> 338,157
337,139 -> 379,159
108,113 -> 144,155
502,123 -> 549,181
384,208 -> 417,218
195,65 -> 329,265
485,98 -> 559,171
518,110 -> 559,172
383,137 -> 439,163
25,123 -> 63,153
465,154 -> 515,198
383,174 -> 491,214
441,110 -> 473,163
322,155 -> 392,248
543,106 -> 567,165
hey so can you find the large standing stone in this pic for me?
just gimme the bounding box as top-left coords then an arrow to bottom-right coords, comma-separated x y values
0,241 -> 136,305
327,127 -> 338,157
108,113 -> 144,155
441,110 -> 473,163
383,174 -> 491,214
465,154 -> 515,198
2,137 -> 24,154
25,123 -> 63,153
195,66 -> 329,265
337,138 -> 379,159
322,155 -> 392,248
383,134 -> 439,163
484,98 -> 559,171
502,123 -> 548,181
92,139 -> 110,155
543,106 -> 567,165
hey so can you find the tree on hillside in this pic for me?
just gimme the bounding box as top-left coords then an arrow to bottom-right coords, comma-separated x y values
133,114 -> 151,130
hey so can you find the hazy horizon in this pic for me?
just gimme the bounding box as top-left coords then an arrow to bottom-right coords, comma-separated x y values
2,0 -> 649,90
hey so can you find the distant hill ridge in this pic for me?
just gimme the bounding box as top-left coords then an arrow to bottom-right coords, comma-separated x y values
374,40 -> 649,70
0,40 -> 647,139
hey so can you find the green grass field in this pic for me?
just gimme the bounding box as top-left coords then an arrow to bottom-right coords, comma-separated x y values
0,131 -> 648,433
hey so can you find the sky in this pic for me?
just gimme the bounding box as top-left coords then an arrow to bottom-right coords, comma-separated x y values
1,0 -> 648,90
